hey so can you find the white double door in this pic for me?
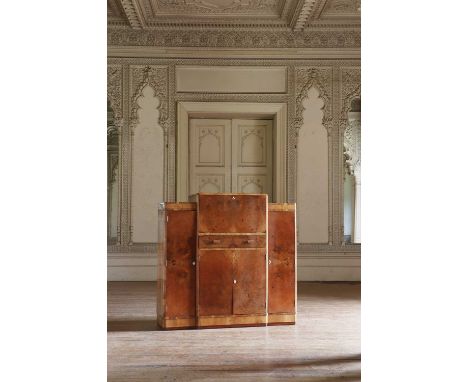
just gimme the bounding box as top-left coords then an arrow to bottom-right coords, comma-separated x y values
189,118 -> 273,200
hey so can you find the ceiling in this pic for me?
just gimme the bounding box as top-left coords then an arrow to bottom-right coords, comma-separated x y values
107,0 -> 360,31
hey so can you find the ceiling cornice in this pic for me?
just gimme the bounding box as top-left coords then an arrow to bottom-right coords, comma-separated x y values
290,0 -> 316,32
120,0 -> 145,29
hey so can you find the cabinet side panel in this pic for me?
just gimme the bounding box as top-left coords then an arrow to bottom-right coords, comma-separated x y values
165,209 -> 197,319
268,209 -> 296,314
156,206 -> 167,324
198,250 -> 233,317
233,249 -> 267,315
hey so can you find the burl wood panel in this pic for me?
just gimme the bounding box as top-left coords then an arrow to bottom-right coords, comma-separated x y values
198,249 -> 233,317
198,193 -> 267,233
268,208 -> 296,315
165,209 -> 197,319
233,249 -> 267,315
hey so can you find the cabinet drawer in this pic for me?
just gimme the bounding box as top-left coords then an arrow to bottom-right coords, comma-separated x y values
199,235 -> 266,249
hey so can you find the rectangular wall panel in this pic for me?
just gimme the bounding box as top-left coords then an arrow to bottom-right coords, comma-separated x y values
176,66 -> 287,93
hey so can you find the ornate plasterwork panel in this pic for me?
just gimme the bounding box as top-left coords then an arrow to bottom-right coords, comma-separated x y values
108,0 -> 359,29
129,65 -> 169,131
108,28 -> 360,48
108,0 -> 129,26
294,66 -> 333,133
344,117 -> 360,180
154,0 -> 280,14
107,65 -> 123,124
340,66 -> 361,122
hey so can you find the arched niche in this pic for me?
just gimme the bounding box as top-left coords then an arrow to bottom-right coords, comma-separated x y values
297,86 -> 329,243
131,85 -> 164,243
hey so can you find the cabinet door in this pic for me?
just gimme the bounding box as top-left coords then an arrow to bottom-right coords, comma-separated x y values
198,193 -> 267,233
233,249 -> 267,315
165,209 -> 197,319
198,249 -> 233,317
268,209 -> 296,314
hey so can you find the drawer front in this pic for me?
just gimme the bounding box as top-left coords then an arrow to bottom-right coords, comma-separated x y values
199,235 -> 266,249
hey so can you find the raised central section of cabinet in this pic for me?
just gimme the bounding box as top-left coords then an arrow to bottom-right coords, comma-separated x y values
196,193 -> 268,327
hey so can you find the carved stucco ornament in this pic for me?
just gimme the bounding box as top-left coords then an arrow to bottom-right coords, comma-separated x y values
129,65 -> 169,132
107,65 -> 123,127
344,115 -> 360,181
294,66 -> 333,135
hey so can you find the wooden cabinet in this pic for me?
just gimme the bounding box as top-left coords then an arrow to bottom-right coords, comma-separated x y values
157,194 -> 296,330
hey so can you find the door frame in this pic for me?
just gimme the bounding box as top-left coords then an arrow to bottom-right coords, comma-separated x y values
177,102 -> 287,202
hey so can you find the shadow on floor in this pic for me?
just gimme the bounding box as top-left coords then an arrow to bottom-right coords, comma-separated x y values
107,320 -> 160,332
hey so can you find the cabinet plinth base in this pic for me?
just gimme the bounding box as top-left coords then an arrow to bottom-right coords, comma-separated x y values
197,314 -> 267,328
158,317 -> 197,330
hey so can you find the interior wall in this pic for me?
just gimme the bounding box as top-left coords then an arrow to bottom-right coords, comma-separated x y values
131,85 -> 164,243
297,87 -> 329,243
107,60 -> 361,282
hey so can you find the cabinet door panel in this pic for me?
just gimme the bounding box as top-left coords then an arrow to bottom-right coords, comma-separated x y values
268,210 -> 296,314
233,249 -> 266,315
198,194 -> 267,233
165,209 -> 197,318
198,250 -> 233,317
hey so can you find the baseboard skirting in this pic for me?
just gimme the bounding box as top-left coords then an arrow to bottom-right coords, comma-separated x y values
107,252 -> 361,281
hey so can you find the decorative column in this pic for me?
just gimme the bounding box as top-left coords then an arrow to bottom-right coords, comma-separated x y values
344,111 -> 361,243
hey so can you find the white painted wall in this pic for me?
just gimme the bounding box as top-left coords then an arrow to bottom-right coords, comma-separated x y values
131,85 -> 164,243
297,87 -> 329,243
343,172 -> 355,238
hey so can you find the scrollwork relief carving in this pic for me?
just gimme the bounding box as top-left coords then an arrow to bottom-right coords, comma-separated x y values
108,28 -> 360,48
107,65 -> 123,123
294,66 -> 333,134
340,67 -> 360,122
344,117 -> 360,180
129,65 -> 169,131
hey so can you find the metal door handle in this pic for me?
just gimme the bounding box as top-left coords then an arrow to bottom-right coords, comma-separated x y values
211,239 -> 221,244
244,239 -> 254,244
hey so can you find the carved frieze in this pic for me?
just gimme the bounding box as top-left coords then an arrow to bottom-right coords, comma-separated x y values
108,28 -> 360,48
129,65 -> 169,131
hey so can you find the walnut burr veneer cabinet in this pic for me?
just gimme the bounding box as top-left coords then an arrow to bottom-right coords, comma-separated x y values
157,193 -> 296,329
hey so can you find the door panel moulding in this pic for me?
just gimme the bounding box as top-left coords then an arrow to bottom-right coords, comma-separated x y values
177,102 -> 287,203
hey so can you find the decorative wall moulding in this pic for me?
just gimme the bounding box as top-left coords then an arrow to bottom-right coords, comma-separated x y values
107,29 -> 360,49
108,46 -> 361,60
